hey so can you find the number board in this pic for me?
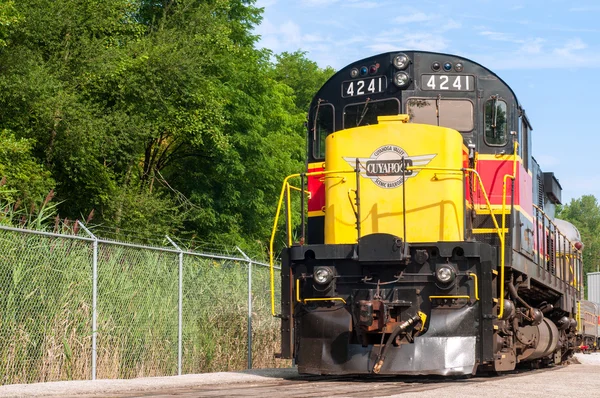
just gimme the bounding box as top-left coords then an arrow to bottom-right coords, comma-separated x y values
342,76 -> 387,98
421,74 -> 474,91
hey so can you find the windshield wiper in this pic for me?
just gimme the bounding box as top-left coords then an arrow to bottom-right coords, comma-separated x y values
435,94 -> 441,126
357,98 -> 371,127
491,95 -> 498,138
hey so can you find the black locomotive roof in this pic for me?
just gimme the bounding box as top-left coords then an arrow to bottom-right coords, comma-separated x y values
311,50 -> 520,109
307,50 -> 531,130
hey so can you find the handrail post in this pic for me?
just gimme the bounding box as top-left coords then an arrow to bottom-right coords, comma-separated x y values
269,170 -> 356,316
498,141 -> 518,320
355,158 -> 361,241
286,183 -> 292,246
78,221 -> 98,381
166,236 -> 183,376
401,157 -> 407,246
300,173 -> 306,243
237,246 -> 253,370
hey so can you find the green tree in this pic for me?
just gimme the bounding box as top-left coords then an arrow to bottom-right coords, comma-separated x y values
0,129 -> 54,205
556,195 -> 600,294
0,0 -> 337,252
271,50 -> 335,112
0,0 -> 22,48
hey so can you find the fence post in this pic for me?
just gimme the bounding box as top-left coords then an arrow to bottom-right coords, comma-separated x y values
236,247 -> 252,369
166,236 -> 183,376
78,221 -> 98,381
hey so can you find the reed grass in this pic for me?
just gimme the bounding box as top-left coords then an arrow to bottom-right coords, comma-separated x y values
0,229 -> 287,385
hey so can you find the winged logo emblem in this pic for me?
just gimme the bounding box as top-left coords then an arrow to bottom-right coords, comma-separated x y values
343,145 -> 436,189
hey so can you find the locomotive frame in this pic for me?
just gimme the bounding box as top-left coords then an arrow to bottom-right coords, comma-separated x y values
268,51 -> 584,375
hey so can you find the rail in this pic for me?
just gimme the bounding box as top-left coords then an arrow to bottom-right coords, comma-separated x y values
577,301 -> 582,335
268,164 -> 500,317
268,169 -> 358,316
269,143 -> 583,320
295,279 -> 347,304
498,142 -> 519,319
532,203 -> 583,293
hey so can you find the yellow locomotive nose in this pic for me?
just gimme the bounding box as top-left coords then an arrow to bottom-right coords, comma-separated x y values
324,115 -> 466,244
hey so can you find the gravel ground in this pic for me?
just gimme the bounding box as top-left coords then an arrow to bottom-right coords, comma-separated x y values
1,354 -> 598,397
0,368 -> 300,397
389,353 -> 600,398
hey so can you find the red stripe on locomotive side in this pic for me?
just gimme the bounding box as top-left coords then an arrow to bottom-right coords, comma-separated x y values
475,159 -> 533,219
308,165 -> 325,213
476,158 -> 521,206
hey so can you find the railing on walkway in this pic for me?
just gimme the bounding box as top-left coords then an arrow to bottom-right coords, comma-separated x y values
267,140 -> 582,319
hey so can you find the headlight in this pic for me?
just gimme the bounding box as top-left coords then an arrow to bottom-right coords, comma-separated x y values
436,265 -> 456,284
394,71 -> 410,88
393,53 -> 410,70
314,266 -> 334,284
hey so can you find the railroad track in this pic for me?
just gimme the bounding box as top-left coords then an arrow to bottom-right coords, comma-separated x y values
109,365 -> 561,398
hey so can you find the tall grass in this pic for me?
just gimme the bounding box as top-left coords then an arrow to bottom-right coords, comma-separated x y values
0,229 -> 287,385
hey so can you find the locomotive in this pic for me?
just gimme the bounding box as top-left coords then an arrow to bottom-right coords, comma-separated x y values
577,299 -> 599,352
268,51 -> 584,375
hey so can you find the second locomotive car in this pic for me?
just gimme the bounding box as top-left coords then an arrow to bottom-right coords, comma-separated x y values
577,299 -> 599,352
269,51 -> 584,375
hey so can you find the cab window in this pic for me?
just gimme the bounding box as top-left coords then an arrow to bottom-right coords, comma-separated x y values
313,103 -> 334,159
343,98 -> 400,128
406,98 -> 473,131
484,98 -> 508,146
521,116 -> 530,170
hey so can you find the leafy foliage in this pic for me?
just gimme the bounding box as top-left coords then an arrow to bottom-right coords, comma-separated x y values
0,130 -> 54,204
0,0 -> 334,253
556,195 -> 600,293
0,0 -> 22,48
271,50 -> 335,112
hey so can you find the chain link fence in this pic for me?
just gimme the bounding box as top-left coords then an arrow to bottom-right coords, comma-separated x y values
0,225 -> 285,385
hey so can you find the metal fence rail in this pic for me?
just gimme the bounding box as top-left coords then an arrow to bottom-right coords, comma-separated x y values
0,225 -> 283,385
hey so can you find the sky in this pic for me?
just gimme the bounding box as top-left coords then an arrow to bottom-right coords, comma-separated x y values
254,0 -> 600,203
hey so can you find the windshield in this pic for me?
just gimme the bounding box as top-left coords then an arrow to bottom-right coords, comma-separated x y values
406,98 -> 473,132
343,98 -> 400,128
313,103 -> 334,159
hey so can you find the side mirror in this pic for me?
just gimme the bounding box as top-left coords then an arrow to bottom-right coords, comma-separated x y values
467,139 -> 476,159
509,131 -> 518,153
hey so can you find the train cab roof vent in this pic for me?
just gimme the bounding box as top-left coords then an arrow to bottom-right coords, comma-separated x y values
537,171 -> 544,208
543,172 -> 562,205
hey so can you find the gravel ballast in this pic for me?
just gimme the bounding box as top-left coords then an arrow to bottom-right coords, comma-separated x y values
1,354 -> 599,397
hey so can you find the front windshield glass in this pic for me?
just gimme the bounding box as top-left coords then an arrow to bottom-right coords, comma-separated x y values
314,103 -> 334,159
343,99 -> 400,128
406,98 -> 474,132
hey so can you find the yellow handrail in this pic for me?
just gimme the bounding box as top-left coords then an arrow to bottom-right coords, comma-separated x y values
287,184 -> 312,198
429,295 -> 471,300
498,142 -> 518,319
286,183 -> 292,246
296,278 -> 301,303
406,166 -> 502,239
577,301 -> 581,333
269,169 -> 357,316
532,203 -> 583,291
270,164 -> 504,317
469,272 -> 479,301
295,279 -> 346,304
